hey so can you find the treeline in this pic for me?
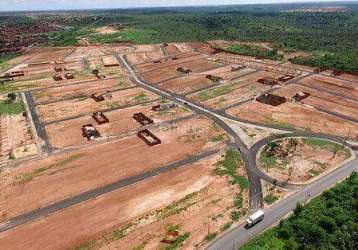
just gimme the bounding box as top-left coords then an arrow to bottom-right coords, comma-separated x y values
241,172 -> 358,249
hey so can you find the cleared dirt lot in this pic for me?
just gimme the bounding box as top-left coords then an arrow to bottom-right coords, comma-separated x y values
298,74 -> 358,100
258,137 -> 351,183
188,71 -> 283,110
135,52 -> 205,73
46,102 -> 192,149
36,87 -> 159,123
32,77 -> 133,104
227,99 -> 358,139
142,59 -> 223,84
274,84 -> 358,120
158,74 -> 215,94
0,150 -> 247,250
0,115 -> 228,221
23,47 -> 74,63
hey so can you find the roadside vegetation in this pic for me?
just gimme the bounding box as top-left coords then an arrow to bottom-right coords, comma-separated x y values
0,93 -> 24,115
242,172 -> 358,249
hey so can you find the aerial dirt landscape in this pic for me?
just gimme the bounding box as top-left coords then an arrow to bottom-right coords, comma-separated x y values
0,2 -> 357,250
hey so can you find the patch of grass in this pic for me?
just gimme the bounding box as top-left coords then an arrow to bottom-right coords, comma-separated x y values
214,149 -> 242,177
210,134 -> 226,142
16,154 -> 83,183
156,192 -> 199,219
230,175 -> 249,189
165,232 -> 191,250
230,211 -> 241,221
74,239 -> 96,250
308,169 -> 321,177
302,138 -> 349,156
260,152 -> 277,168
220,222 -> 232,232
233,193 -> 243,209
88,29 -> 159,44
198,85 -> 232,101
264,117 -> 294,130
264,194 -> 278,204
133,92 -> 148,104
205,232 -> 217,241
0,100 -> 24,115
0,52 -> 21,71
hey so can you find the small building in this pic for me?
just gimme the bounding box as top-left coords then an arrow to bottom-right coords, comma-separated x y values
91,93 -> 105,102
231,65 -> 244,72
152,103 -> 177,111
293,92 -> 310,102
256,93 -> 286,106
133,113 -> 154,126
153,59 -> 161,64
137,129 -> 161,146
54,66 -> 62,72
102,56 -> 119,67
278,75 -> 294,82
257,78 -> 279,86
64,73 -> 74,79
206,75 -> 223,82
10,144 -> 38,159
177,67 -> 191,74
81,124 -> 100,141
53,74 -> 63,81
92,112 -> 109,125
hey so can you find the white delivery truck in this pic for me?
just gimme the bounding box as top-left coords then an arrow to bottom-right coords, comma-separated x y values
246,210 -> 264,228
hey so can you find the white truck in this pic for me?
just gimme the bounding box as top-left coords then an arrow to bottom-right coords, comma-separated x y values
246,210 -> 264,228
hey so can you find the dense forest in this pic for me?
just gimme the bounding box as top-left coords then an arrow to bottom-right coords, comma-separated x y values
242,172 -> 358,249
1,2 -> 358,72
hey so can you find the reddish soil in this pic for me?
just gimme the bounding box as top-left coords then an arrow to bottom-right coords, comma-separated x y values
46,102 -> 192,148
188,71 -> 282,110
274,84 -> 358,120
23,47 -> 74,63
165,43 -> 181,55
259,138 -> 350,183
0,115 -> 228,221
36,87 -> 159,123
32,77 -> 133,104
0,151 -> 245,250
299,75 -> 358,100
158,74 -> 214,94
136,53 -> 205,73
227,100 -> 358,139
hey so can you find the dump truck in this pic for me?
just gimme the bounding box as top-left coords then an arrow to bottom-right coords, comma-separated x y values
246,210 -> 264,228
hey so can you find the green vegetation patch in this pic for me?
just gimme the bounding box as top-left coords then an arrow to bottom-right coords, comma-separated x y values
89,29 -> 158,44
226,44 -> 283,60
302,138 -> 350,158
165,232 -> 191,250
264,194 -> 278,205
290,52 -> 358,73
0,99 -> 24,115
198,85 -> 232,101
242,172 -> 358,250
0,52 -> 21,72
156,192 -> 199,219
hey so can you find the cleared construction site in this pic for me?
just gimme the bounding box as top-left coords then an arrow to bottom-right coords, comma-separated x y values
0,41 -> 357,250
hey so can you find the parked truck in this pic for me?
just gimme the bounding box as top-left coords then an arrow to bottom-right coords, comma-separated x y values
246,210 -> 264,228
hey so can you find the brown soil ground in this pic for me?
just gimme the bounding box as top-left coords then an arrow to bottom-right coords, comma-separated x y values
0,115 -> 228,221
32,77 -> 133,104
136,53 -> 206,73
335,73 -> 358,83
299,74 -> 358,100
36,87 -> 159,123
280,62 -> 315,72
22,47 -> 74,63
227,100 -> 358,139
188,71 -> 282,110
96,26 -> 118,34
142,59 -> 223,84
158,74 -> 214,94
165,44 -> 181,55
0,151 -> 247,250
66,46 -> 111,60
46,102 -> 192,149
125,51 -> 164,65
259,138 -> 350,183
274,84 -> 358,120
6,73 -> 97,93
0,114 -> 33,163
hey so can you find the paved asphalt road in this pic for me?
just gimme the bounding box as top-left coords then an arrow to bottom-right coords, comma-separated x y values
208,154 -> 358,250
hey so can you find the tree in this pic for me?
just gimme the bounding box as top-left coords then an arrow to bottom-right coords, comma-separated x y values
7,93 -> 16,102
